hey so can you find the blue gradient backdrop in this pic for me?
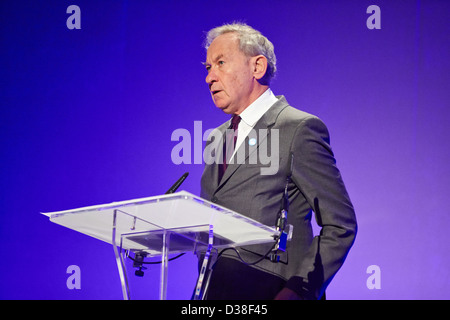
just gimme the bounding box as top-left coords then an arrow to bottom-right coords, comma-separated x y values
1,0 -> 449,299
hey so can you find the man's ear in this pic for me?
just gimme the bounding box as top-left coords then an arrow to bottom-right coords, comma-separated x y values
252,55 -> 268,81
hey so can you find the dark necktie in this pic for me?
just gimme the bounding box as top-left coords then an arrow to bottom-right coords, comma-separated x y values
218,115 -> 241,182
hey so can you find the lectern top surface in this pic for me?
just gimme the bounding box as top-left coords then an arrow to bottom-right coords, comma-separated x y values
42,191 -> 278,254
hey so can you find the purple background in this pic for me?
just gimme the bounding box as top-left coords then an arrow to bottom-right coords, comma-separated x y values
1,0 -> 449,299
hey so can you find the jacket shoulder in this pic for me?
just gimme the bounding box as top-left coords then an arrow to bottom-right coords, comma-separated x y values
277,104 -> 325,130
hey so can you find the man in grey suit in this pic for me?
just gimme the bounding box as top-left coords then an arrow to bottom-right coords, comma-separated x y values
200,23 -> 357,300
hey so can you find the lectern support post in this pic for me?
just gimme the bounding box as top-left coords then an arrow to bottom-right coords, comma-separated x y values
112,209 -> 130,300
159,229 -> 169,300
193,224 -> 215,300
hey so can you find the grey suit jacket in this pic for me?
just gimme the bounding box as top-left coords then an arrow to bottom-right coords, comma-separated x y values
200,95 -> 357,299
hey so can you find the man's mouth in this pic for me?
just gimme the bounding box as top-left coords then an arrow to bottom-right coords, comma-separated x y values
211,90 -> 221,95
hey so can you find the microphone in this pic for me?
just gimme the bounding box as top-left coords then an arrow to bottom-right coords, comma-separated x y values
270,154 -> 293,262
277,153 -> 293,230
165,172 -> 189,194
129,172 -> 189,277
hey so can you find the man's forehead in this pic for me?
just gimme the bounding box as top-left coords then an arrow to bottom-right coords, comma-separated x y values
206,33 -> 240,62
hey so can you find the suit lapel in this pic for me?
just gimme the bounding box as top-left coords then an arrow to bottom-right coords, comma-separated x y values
203,122 -> 228,190
215,96 -> 289,190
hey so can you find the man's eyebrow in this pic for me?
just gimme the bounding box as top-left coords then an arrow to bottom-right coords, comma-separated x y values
213,54 -> 224,62
202,54 -> 224,66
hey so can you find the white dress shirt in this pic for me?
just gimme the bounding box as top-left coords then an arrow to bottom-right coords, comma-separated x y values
230,88 -> 278,160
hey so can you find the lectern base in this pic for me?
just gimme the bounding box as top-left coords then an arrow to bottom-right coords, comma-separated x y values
112,209 -> 218,300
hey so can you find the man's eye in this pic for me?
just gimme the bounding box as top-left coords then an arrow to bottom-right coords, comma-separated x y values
218,60 -> 225,65
205,65 -> 211,72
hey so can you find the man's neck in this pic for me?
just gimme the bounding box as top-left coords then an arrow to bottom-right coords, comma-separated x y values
235,84 -> 269,115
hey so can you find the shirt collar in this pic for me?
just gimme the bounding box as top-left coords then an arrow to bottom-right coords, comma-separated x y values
238,88 -> 278,127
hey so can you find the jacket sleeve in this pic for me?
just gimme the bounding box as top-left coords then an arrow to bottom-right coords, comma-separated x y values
285,116 -> 357,299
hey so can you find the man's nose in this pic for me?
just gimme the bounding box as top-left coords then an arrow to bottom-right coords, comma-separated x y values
205,69 -> 217,85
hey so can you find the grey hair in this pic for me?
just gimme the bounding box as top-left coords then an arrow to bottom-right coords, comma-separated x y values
204,22 -> 277,85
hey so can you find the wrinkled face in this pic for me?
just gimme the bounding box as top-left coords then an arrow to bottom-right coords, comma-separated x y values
204,33 -> 254,115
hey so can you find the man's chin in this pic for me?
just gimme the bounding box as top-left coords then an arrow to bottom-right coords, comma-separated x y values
214,103 -> 233,114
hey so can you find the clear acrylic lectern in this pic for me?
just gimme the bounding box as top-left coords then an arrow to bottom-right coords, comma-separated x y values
42,191 -> 281,300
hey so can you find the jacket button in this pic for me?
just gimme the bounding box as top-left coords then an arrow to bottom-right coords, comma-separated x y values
211,196 -> 218,203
